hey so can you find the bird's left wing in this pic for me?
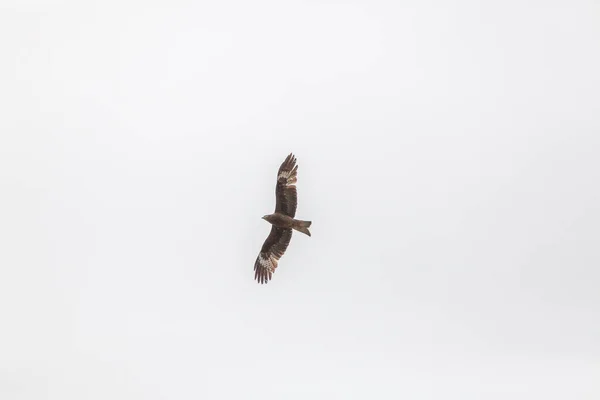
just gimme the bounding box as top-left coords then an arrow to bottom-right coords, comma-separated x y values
275,153 -> 298,218
254,226 -> 293,284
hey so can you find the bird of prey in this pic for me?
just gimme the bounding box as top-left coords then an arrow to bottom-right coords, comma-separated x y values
254,153 -> 312,284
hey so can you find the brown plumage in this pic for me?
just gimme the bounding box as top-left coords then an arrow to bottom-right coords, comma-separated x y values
254,153 -> 312,284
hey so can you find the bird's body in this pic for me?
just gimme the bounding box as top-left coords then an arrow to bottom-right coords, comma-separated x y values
262,212 -> 294,228
254,153 -> 311,284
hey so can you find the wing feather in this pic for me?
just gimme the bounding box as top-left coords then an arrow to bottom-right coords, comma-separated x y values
254,227 -> 293,284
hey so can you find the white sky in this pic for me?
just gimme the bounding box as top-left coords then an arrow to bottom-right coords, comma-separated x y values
1,0 -> 599,399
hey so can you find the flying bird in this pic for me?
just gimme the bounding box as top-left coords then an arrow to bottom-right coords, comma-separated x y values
254,153 -> 312,284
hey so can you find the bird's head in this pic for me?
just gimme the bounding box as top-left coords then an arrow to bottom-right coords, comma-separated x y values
262,214 -> 273,223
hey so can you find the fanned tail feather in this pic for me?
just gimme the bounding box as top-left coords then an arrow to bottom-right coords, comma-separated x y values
292,219 -> 312,236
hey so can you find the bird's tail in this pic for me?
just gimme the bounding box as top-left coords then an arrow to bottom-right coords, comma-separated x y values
292,219 -> 312,237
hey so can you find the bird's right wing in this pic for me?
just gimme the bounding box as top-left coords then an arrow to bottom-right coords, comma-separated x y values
254,226 -> 293,284
275,153 -> 298,218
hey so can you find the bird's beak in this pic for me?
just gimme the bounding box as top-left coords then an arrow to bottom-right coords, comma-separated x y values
261,216 -> 266,220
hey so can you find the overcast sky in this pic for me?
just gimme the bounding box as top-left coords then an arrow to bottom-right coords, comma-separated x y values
1,0 -> 599,399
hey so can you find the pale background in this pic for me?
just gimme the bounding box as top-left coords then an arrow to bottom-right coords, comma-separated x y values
1,1 -> 599,399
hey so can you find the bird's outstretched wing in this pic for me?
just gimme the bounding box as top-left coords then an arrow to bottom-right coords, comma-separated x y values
254,227 -> 293,284
275,153 -> 298,218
